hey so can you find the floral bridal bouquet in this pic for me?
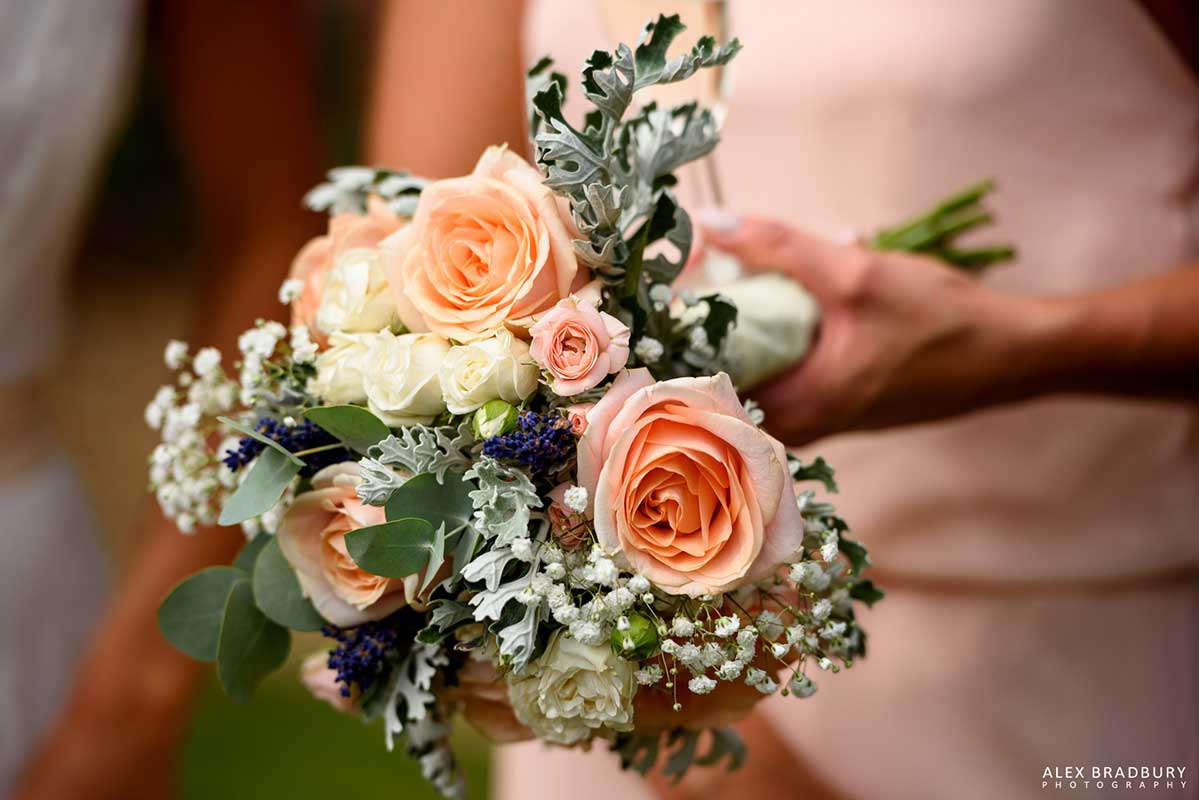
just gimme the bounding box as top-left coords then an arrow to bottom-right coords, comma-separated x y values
148,15 -> 1009,798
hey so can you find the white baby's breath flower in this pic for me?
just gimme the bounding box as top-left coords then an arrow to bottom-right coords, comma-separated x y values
701,642 -> 726,668
820,530 -> 840,563
676,643 -> 703,672
771,642 -> 791,659
755,610 -> 784,641
544,562 -> 566,581
290,325 -> 318,364
164,340 -> 188,370
736,628 -> 758,649
789,674 -> 817,698
818,657 -> 834,671
562,485 -> 588,513
820,621 -> 847,640
511,537 -> 534,562
192,347 -> 222,378
568,620 -> 606,646
670,617 -> 696,638
811,598 -> 832,621
713,616 -> 741,638
508,633 -> 636,745
627,574 -> 650,595
552,604 -> 580,625
633,336 -> 664,364
687,675 -> 717,695
278,278 -> 305,305
635,664 -> 663,686
715,660 -> 743,681
648,284 -> 672,305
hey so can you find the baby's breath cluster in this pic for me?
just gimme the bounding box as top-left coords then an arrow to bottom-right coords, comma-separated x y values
146,316 -> 318,536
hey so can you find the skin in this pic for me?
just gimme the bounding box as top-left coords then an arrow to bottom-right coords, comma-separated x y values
11,2 -> 325,797
13,1 -> 1195,798
699,216 -> 1199,448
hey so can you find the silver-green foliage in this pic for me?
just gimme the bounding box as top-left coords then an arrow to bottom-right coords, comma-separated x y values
530,14 -> 740,294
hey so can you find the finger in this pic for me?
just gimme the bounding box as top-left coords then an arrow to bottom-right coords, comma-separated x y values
696,211 -> 840,293
748,356 -> 829,447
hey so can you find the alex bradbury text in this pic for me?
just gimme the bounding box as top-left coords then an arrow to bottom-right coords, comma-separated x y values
1042,766 -> 1188,791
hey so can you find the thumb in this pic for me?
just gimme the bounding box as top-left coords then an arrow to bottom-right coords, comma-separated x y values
697,211 -> 839,295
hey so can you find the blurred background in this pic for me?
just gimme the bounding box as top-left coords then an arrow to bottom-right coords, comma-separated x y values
44,2 -> 490,797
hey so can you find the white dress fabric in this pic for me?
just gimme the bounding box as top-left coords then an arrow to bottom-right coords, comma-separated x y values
0,0 -> 140,791
507,1 -> 1199,798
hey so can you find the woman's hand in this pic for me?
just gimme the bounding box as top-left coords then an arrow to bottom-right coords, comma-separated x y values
700,213 -> 1199,447
700,214 -> 1048,446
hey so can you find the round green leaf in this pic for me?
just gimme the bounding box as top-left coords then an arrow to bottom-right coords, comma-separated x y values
158,566 -> 243,661
304,405 -> 390,454
216,579 -> 290,704
345,517 -> 436,577
219,448 -> 301,527
252,536 -> 326,631
233,533 -> 271,573
384,471 -> 474,530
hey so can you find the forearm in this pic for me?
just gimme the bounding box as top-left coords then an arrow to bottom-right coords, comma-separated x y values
1004,264 -> 1199,403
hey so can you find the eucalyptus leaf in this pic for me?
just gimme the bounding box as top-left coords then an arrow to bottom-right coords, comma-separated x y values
304,405 -> 390,454
252,536 -> 326,631
345,517 -> 437,578
384,471 -> 474,533
216,579 -> 290,703
218,448 -> 301,527
419,524 -> 448,596
217,416 -> 303,466
158,566 -> 243,661
232,533 -> 271,573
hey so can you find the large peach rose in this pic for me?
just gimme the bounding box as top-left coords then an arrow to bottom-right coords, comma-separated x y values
277,462 -> 422,626
382,146 -> 585,342
577,369 -> 804,596
289,196 -> 404,341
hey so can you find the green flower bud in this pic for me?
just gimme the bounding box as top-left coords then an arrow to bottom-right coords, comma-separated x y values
473,400 -> 519,439
611,611 -> 660,661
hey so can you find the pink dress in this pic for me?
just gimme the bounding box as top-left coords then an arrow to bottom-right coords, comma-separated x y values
508,2 -> 1199,798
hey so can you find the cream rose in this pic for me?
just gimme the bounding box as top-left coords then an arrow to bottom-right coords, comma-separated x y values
440,329 -> 539,415
276,462 -> 421,626
507,632 -> 636,745
361,330 -> 451,426
308,331 -> 373,404
315,248 -> 400,335
577,369 -> 804,596
382,146 -> 586,342
529,296 -> 630,396
288,196 -> 404,342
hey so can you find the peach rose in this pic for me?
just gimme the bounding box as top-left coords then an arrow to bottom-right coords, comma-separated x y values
577,369 -> 804,596
289,196 -> 404,342
382,146 -> 586,342
529,297 -> 630,396
300,651 -> 356,713
277,462 -> 423,626
564,403 -> 594,435
441,657 -> 533,743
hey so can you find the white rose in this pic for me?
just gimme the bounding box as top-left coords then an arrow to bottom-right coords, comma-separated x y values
362,330 -> 450,426
440,329 -> 539,415
716,273 -> 820,390
315,248 -> 399,335
507,632 -> 636,745
308,331 -> 374,404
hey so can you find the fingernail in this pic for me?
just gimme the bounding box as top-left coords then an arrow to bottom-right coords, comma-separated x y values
697,207 -> 742,233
